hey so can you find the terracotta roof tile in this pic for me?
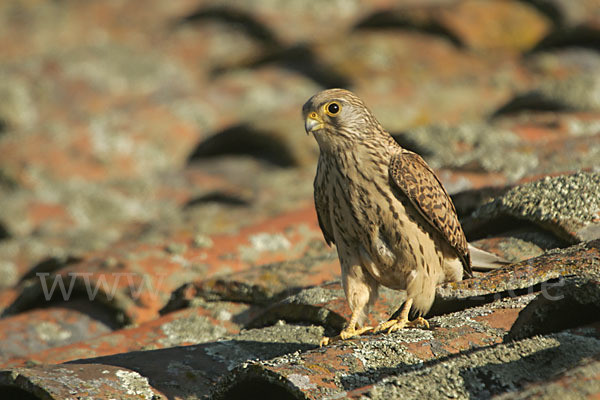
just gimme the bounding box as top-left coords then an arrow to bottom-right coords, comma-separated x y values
466,173 -> 600,243
0,303 -> 248,369
213,296 -> 530,399
3,206 -> 324,327
0,306 -> 112,362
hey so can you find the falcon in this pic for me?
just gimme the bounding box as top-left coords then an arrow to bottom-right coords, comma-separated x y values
303,89 -> 473,346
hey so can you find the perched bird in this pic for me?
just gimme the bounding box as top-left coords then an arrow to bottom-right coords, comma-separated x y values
303,89 -> 473,346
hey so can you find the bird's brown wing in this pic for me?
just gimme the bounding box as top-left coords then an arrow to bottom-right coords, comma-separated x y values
317,211 -> 334,246
314,162 -> 335,246
389,150 -> 472,277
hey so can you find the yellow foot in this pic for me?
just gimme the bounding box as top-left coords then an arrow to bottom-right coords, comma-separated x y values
319,325 -> 373,347
374,316 -> 429,334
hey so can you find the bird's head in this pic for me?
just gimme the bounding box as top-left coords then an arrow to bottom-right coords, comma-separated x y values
302,88 -> 382,151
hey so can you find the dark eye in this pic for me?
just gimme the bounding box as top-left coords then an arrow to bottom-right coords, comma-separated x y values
326,102 -> 340,115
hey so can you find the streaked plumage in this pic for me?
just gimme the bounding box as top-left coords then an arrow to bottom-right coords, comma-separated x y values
303,89 -> 472,344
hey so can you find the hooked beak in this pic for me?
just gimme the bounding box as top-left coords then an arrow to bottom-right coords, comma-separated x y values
304,112 -> 324,134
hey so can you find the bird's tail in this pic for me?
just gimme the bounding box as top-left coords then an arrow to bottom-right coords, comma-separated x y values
468,243 -> 511,271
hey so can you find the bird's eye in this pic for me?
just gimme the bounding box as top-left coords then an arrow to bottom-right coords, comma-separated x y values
325,102 -> 341,116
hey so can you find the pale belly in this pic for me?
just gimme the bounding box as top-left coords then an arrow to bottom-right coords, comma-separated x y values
358,219 -> 445,291
330,198 -> 444,291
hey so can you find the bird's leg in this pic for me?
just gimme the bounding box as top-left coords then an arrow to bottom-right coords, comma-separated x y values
374,298 -> 429,334
320,262 -> 377,346
319,311 -> 373,346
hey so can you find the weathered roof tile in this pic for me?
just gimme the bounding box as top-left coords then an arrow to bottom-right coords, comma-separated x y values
434,239 -> 600,311
3,206 -> 324,326
0,364 -> 164,400
468,173 -> 600,243
213,295 -> 531,399
0,303 -> 247,369
0,306 -> 112,363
